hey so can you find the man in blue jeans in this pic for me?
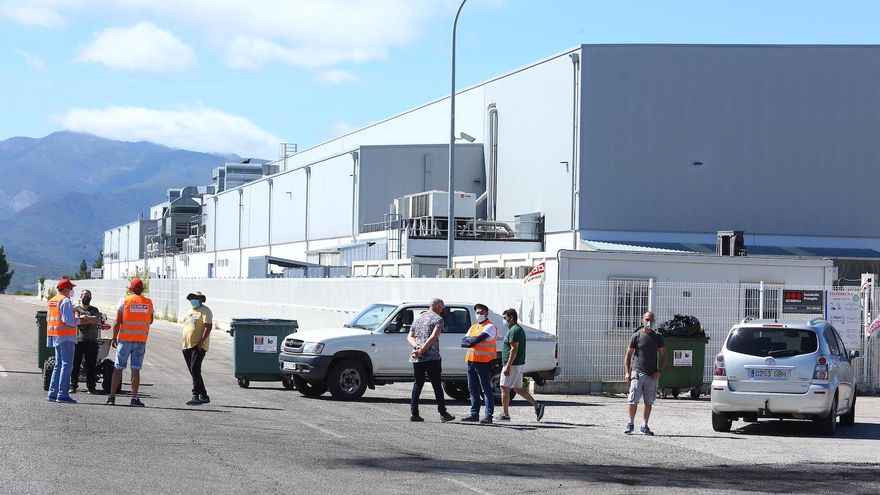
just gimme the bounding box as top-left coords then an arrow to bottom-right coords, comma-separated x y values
460,303 -> 498,424
47,279 -> 99,404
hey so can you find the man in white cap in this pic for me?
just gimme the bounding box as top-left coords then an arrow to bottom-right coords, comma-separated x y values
182,291 -> 213,405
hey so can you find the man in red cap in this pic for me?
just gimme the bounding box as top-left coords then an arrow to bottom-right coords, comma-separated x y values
47,279 -> 99,403
107,278 -> 153,407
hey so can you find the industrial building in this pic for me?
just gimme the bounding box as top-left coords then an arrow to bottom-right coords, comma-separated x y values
103,44 -> 880,281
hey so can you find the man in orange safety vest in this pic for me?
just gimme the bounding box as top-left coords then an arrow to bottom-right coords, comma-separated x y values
107,278 -> 153,407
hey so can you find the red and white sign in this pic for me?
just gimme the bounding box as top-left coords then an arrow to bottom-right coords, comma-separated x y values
866,316 -> 880,339
522,262 -> 545,285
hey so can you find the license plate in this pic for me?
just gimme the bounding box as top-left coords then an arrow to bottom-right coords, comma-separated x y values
282,361 -> 297,371
749,368 -> 789,380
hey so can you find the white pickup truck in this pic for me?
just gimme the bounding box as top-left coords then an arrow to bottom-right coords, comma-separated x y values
278,301 -> 558,400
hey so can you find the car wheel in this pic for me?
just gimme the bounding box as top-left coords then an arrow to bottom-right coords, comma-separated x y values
711,411 -> 732,432
237,377 -> 250,388
328,359 -> 367,400
840,394 -> 856,426
42,356 -> 55,391
443,381 -> 470,401
292,375 -> 328,398
281,376 -> 296,390
815,395 -> 838,436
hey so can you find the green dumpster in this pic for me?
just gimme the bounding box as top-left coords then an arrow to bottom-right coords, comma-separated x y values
229,318 -> 298,389
36,310 -> 51,369
658,335 -> 709,399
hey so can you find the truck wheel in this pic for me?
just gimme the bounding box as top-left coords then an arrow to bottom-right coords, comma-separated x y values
42,356 -> 55,391
815,395 -> 838,436
840,394 -> 856,426
281,376 -> 295,390
711,411 -> 732,432
443,381 -> 470,401
237,378 -> 250,388
292,375 -> 328,398
487,370 -> 516,405
328,359 -> 367,400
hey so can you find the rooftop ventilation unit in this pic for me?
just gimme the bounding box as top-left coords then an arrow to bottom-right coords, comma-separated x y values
394,190 -> 476,219
717,230 -> 746,256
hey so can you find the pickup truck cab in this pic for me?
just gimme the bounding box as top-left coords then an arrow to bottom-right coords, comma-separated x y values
279,301 -> 558,400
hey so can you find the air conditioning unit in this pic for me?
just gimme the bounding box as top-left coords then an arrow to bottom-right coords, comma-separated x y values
480,267 -> 506,279
395,190 -> 477,219
460,268 -> 477,279
513,266 -> 531,278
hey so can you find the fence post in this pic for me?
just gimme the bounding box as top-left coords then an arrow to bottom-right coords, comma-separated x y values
759,281 -> 765,319
647,278 -> 654,313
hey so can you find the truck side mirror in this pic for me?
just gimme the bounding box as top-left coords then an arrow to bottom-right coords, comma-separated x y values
384,322 -> 401,333
849,349 -> 860,360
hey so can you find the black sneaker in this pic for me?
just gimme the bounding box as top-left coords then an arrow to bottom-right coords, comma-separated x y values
479,416 -> 493,424
440,412 -> 456,423
69,387 -> 78,394
198,394 -> 211,404
86,388 -> 98,395
130,397 -> 145,407
105,396 -> 115,406
535,403 -> 546,422
186,395 -> 202,406
461,415 -> 480,422
410,415 -> 425,422
497,414 -> 511,421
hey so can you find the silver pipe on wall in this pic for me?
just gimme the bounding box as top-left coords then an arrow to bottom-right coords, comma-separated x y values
569,51 -> 581,249
351,151 -> 359,242
487,103 -> 498,220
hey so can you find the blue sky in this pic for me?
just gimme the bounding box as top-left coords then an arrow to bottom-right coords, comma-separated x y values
1,0 -> 879,159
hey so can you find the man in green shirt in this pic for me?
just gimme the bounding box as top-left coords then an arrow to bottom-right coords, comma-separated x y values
71,290 -> 102,394
498,308 -> 545,421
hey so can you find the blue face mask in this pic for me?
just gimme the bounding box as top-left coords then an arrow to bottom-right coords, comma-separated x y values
190,299 -> 201,308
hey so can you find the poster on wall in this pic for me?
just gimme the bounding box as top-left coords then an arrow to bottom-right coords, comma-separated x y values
824,290 -> 861,350
253,335 -> 278,353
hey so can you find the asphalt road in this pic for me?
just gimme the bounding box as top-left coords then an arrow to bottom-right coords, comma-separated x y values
1,294 -> 879,495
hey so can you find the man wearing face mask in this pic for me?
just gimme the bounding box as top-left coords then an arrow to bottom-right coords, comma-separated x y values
182,291 -> 213,406
47,279 -> 99,403
71,290 -> 102,394
624,311 -> 667,435
460,303 -> 498,424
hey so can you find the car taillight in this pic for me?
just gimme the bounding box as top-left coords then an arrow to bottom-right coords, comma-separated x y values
713,353 -> 726,376
813,356 -> 829,380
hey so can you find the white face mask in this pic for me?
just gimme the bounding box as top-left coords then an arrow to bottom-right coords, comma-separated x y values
476,314 -> 487,323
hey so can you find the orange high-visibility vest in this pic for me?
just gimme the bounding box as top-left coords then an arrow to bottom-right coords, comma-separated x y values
119,294 -> 153,342
465,320 -> 497,363
47,294 -> 77,338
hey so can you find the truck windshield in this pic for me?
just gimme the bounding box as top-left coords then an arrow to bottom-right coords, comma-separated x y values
346,304 -> 396,330
726,327 -> 818,357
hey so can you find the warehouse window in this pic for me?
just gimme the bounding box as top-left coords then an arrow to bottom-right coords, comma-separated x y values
610,278 -> 650,330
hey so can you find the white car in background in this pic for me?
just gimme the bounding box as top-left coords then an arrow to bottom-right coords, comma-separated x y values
710,317 -> 859,435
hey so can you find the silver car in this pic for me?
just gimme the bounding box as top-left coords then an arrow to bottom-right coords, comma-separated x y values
710,317 -> 859,435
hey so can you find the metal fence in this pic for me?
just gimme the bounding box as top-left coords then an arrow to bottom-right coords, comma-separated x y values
550,280 -> 880,392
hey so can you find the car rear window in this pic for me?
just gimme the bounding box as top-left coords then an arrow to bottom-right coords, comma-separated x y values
726,327 -> 818,357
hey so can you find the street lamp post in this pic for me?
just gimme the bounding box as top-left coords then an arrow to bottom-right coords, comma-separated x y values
447,0 -> 467,270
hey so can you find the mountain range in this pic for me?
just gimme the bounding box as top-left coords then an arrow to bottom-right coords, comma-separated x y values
0,131 -> 242,293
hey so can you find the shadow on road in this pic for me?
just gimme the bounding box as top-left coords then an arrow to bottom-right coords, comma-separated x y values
732,421 -> 880,440
1,370 -> 41,375
218,404 -> 285,411
342,455 -> 880,492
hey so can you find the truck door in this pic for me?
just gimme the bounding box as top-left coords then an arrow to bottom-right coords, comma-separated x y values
438,306 -> 472,378
375,306 -> 428,376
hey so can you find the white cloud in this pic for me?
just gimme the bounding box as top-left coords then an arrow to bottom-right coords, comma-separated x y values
15,49 -> 47,71
75,22 -> 196,73
314,69 -> 359,85
52,105 -> 281,158
0,4 -> 64,28
324,121 -> 355,140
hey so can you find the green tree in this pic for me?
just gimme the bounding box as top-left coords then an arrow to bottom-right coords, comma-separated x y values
39,275 -> 46,300
0,246 -> 12,293
93,250 -> 104,270
76,259 -> 89,279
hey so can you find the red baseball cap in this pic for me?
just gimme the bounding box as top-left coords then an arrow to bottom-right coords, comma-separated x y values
56,279 -> 76,291
129,278 -> 144,292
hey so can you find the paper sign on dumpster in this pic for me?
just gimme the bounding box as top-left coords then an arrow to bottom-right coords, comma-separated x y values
253,335 -> 277,353
673,349 -> 693,367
